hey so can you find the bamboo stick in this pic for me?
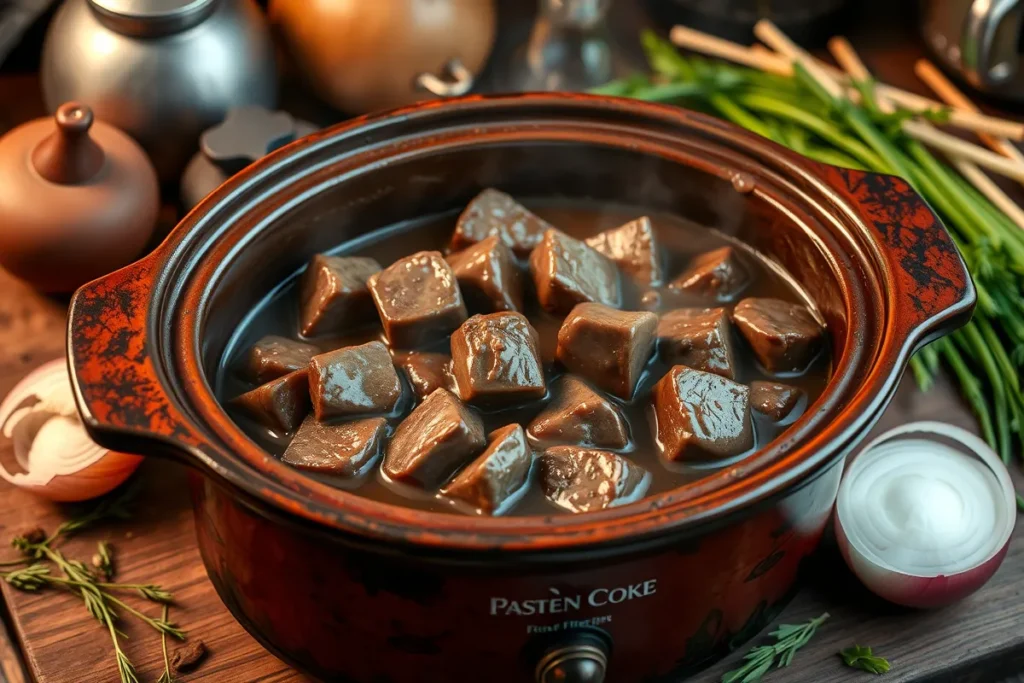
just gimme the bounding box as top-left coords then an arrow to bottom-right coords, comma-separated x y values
828,37 -> 1024,219
914,59 -> 1024,165
752,20 -> 845,97
669,24 -> 1024,140
955,159 -> 1024,230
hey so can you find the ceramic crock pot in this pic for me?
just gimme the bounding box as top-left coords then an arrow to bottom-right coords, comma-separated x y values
67,94 -> 974,683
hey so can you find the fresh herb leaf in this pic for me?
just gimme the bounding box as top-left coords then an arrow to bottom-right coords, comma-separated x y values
841,645 -> 891,674
721,613 -> 829,682
157,604 -> 178,683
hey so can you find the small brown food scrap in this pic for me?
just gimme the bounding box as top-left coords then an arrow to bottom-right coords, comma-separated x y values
732,298 -> 824,373
556,303 -> 657,400
585,216 -> 663,286
538,446 -> 650,513
368,251 -> 468,348
383,389 -> 486,489
652,366 -> 753,462
171,640 -> 208,673
19,528 -> 46,545
441,424 -> 532,514
283,416 -> 388,476
391,350 -> 453,400
232,369 -> 310,433
308,341 -> 402,420
529,229 -> 621,315
527,375 -> 629,450
446,235 -> 523,313
750,381 -> 805,422
656,307 -> 736,379
298,254 -> 382,338
669,246 -> 747,300
450,312 -> 546,405
450,188 -> 551,256
247,335 -> 319,382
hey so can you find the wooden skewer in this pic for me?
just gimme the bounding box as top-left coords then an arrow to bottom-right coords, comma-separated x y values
955,159 -> 1024,230
752,20 -> 845,97
829,37 -> 1024,225
914,59 -> 1024,165
669,24 -> 1024,140
754,19 -> 1024,183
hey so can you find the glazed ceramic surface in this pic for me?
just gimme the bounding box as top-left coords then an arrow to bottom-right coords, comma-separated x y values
67,95 -> 974,682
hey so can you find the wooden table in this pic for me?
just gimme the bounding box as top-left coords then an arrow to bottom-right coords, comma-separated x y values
2,4 -> 1024,682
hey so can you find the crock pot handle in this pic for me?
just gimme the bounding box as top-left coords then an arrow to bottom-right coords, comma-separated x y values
67,253 -> 205,461
820,165 -> 977,349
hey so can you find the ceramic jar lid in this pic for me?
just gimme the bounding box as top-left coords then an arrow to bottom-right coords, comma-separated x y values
0,102 -> 159,293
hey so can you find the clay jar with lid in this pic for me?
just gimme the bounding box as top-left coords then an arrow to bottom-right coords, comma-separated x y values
0,102 -> 159,294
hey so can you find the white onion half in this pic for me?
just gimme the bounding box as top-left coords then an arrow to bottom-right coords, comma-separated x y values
835,421 -> 1015,608
0,359 -> 142,502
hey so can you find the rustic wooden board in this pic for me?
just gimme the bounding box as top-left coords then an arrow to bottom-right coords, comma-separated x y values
1,264 -> 1023,683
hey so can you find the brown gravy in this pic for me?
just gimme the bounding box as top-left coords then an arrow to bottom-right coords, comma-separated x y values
216,202 -> 831,516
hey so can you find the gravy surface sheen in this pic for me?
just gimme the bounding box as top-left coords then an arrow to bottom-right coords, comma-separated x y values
218,202 -> 831,516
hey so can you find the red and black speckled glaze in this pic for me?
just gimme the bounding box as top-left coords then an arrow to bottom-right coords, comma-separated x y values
67,94 -> 974,682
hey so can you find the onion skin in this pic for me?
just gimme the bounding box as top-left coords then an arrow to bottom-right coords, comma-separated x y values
17,451 -> 143,503
835,498 -> 1011,608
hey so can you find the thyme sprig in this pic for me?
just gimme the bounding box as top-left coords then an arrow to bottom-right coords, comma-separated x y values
0,483 -> 185,683
722,613 -> 830,683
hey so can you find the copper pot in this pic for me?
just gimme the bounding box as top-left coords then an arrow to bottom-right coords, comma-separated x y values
67,94 -> 974,682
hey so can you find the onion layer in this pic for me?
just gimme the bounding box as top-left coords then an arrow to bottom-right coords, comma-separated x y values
835,421 -> 1015,608
0,359 -> 142,502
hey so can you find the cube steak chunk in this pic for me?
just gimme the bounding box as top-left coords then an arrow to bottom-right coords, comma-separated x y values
298,255 -> 381,337
538,446 -> 650,513
555,303 -> 657,400
367,251 -> 468,348
383,389 -> 486,489
308,341 -> 402,420
441,424 -> 532,514
652,366 -> 753,461
282,416 -> 388,477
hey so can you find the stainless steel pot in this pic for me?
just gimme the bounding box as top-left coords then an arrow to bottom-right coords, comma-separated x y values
41,0 -> 278,180
922,0 -> 1024,98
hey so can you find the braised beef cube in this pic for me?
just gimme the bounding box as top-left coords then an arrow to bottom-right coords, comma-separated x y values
248,335 -> 318,382
529,229 -> 621,315
555,303 -> 657,400
282,416 -> 387,477
383,388 -> 486,489
308,341 -> 402,420
450,188 -> 551,257
446,235 -> 523,313
368,251 -> 468,348
450,312 -> 546,405
392,350 -> 452,400
669,247 -> 747,300
441,424 -> 532,514
232,369 -> 310,433
652,366 -> 753,462
585,216 -> 663,286
732,298 -> 824,373
527,375 -> 629,450
538,446 -> 650,513
299,255 -> 381,337
656,307 -> 736,379
750,381 -> 805,422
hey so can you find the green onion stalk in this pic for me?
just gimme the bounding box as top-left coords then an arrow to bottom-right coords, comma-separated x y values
595,32 -> 1024,491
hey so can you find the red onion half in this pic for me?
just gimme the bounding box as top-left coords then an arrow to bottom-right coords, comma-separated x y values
835,421 -> 1016,608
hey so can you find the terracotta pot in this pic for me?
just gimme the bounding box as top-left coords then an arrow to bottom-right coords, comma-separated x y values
0,103 -> 158,293
66,94 -> 974,683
